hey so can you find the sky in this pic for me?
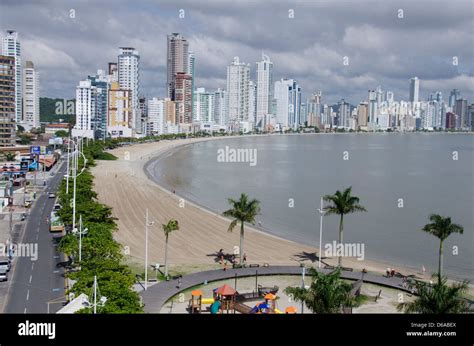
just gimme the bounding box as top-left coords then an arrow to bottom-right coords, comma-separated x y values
1,0 -> 473,105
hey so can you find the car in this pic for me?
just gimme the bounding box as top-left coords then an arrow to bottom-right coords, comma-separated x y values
50,172 -> 55,176
0,258 -> 11,272
53,203 -> 61,211
24,200 -> 32,208
0,268 -> 7,282
21,213 -> 27,221
48,193 -> 56,198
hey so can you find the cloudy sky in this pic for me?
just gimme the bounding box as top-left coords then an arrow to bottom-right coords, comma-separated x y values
1,0 -> 473,105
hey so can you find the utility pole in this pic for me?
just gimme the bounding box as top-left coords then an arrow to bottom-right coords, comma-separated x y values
145,208 -> 148,290
66,140 -> 70,194
72,139 -> 78,231
317,197 -> 326,269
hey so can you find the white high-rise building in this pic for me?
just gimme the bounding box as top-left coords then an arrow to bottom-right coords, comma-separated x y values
226,57 -> 250,127
248,80 -> 256,125
147,97 -> 165,135
213,88 -> 227,126
274,78 -> 301,130
118,47 -> 140,132
22,61 -> 39,130
409,77 -> 419,103
256,53 -> 273,128
193,87 -> 214,122
2,30 -> 22,123
73,80 -> 94,139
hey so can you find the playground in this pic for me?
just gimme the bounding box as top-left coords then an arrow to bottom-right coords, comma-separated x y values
159,275 -> 410,314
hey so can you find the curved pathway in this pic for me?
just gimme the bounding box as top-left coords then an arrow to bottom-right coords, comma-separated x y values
140,265 -> 412,313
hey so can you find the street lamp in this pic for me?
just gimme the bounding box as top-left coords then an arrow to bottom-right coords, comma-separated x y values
144,208 -> 155,290
70,137 -> 87,232
83,275 -> 107,314
316,197 -> 326,269
72,214 -> 88,262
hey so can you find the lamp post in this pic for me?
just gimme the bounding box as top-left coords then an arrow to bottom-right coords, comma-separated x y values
77,214 -> 88,262
317,197 -> 326,269
66,139 -> 70,194
71,137 -> 87,232
144,208 -> 155,290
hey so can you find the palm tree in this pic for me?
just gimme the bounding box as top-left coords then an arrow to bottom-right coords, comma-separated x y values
5,152 -> 15,161
323,186 -> 367,267
397,277 -> 469,314
162,219 -> 179,277
284,268 -> 354,313
422,214 -> 463,283
223,193 -> 260,264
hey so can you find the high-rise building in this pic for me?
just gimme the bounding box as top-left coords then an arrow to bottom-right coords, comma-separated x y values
368,90 -> 377,129
357,102 -> 368,128
337,99 -> 351,128
248,80 -> 256,125
454,98 -> 468,129
193,88 -> 214,122
468,104 -> 474,131
174,72 -> 193,124
107,81 -> 132,138
72,70 -> 108,139
0,55 -> 16,148
22,61 -> 39,130
409,77 -> 419,103
2,30 -> 21,123
307,91 -> 322,127
164,98 -> 176,125
448,89 -> 460,108
147,97 -> 165,135
226,57 -> 250,126
213,88 -> 227,126
274,78 -> 301,130
256,53 -> 273,128
118,47 -> 140,132
166,33 -> 190,100
107,62 -> 118,83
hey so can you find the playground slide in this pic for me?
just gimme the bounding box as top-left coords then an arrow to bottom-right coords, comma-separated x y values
201,298 -> 214,305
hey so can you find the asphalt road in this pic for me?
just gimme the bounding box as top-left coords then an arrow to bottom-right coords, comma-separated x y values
4,161 -> 67,313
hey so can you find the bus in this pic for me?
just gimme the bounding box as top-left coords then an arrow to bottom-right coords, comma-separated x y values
50,211 -> 64,233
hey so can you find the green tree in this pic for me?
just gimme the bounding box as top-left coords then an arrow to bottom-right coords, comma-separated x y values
284,268 -> 354,313
223,193 -> 261,264
5,152 -> 15,161
397,277 -> 469,314
323,186 -> 367,267
55,130 -> 69,137
162,219 -> 179,277
421,214 -> 463,283
17,124 -> 25,133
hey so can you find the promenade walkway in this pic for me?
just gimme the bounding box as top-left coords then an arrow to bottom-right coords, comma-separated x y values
140,265 -> 412,313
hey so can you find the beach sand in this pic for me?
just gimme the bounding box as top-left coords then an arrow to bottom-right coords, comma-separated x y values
91,137 -> 431,279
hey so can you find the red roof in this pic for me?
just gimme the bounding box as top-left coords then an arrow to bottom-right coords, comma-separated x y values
215,284 -> 237,296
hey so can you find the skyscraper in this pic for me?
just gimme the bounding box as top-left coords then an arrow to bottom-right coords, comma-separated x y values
22,61 -> 39,130
274,78 -> 301,130
193,88 -> 214,122
213,88 -> 227,126
449,89 -> 460,108
256,53 -> 273,128
107,81 -> 132,138
118,47 -> 140,132
248,80 -> 256,126
166,33 -> 190,99
454,98 -> 468,129
0,55 -> 16,148
307,91 -> 322,127
72,70 -> 108,139
147,97 -> 165,135
2,30 -> 21,123
174,72 -> 193,124
226,57 -> 250,126
409,77 -> 419,103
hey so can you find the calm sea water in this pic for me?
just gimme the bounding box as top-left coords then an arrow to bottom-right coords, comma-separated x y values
150,134 -> 473,280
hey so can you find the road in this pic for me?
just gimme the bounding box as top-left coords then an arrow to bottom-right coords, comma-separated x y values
4,161 -> 67,313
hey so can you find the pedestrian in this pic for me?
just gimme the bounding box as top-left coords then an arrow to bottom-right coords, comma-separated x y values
243,253 -> 247,264
177,277 -> 181,290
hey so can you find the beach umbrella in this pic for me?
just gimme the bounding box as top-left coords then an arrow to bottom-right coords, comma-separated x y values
285,306 -> 297,314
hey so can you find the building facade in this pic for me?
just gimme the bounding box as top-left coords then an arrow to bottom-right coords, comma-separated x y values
174,72 -> 193,124
2,31 -> 21,124
226,57 -> 250,127
118,47 -> 140,132
0,55 -> 16,148
256,53 -> 273,129
274,78 -> 301,130
22,61 -> 39,130
107,81 -> 132,138
167,33 -> 190,100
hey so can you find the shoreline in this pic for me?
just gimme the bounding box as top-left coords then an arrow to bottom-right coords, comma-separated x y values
91,135 -> 469,283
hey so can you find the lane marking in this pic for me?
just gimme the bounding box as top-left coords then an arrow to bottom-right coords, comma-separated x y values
53,270 -> 60,274
53,255 -> 59,259
52,288 -> 60,292
31,262 -> 34,270
26,290 -> 29,301
29,275 -> 32,284
24,307 -> 27,313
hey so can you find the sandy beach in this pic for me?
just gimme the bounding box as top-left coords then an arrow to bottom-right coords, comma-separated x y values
91,137 -> 431,278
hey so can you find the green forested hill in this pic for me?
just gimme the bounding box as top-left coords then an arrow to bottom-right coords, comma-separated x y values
40,97 -> 76,124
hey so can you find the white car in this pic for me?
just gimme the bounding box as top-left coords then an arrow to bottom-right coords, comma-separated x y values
0,268 -> 7,282
48,193 -> 56,198
0,258 -> 11,272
